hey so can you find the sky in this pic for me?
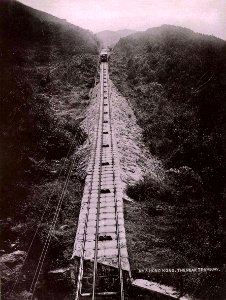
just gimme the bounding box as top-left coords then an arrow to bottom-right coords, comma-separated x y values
19,0 -> 226,39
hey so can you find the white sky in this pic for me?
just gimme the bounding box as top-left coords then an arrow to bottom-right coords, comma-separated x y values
19,0 -> 226,39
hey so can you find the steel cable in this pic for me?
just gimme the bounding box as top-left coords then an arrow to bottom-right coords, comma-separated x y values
28,152 -> 78,299
8,128 -> 82,297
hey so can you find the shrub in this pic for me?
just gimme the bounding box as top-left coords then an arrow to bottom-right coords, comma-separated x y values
126,176 -> 171,203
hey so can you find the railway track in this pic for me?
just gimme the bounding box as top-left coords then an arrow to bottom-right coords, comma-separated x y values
73,61 -> 130,299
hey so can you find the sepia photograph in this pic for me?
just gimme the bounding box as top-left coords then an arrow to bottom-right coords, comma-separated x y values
0,0 -> 225,299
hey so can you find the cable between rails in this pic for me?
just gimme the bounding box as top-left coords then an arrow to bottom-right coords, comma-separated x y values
76,61 -> 125,299
92,62 -> 105,300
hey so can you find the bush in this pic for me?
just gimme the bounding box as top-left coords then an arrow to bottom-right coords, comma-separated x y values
126,176 -> 171,203
166,166 -> 204,203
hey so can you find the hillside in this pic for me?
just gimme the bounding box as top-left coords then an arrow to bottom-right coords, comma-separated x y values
110,25 -> 226,299
96,29 -> 136,48
0,0 -> 99,297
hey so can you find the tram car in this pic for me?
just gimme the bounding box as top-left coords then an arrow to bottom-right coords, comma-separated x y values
100,49 -> 108,62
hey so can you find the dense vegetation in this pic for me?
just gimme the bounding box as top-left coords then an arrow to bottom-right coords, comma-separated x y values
110,25 -> 226,299
0,1 -> 99,297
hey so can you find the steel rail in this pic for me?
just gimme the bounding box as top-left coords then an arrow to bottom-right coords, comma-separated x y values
92,62 -> 105,300
75,61 -> 125,299
107,65 -> 125,300
75,64 -> 104,300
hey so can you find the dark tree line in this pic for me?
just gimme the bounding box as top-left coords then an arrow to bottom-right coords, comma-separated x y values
0,1 -> 100,297
0,1 -> 99,224
110,25 -> 226,299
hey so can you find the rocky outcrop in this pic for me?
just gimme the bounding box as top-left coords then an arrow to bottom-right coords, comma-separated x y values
76,80 -> 163,193
0,250 -> 26,281
72,83 -> 100,178
109,80 -> 163,189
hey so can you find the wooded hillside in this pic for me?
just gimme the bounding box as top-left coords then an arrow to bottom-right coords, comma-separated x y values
110,25 -> 226,299
0,0 -> 99,217
0,1 -> 99,297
